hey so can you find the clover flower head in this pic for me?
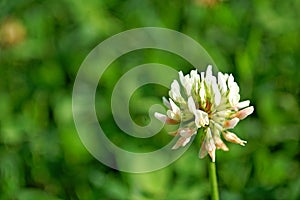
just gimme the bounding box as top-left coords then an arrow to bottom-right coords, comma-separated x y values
154,65 -> 254,162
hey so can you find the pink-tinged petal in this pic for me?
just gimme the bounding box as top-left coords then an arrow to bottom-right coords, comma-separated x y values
222,131 -> 247,146
206,138 -> 216,162
172,137 -> 190,149
199,140 -> 208,159
224,117 -> 240,129
205,128 -> 216,162
178,128 -> 196,138
214,136 -> 229,151
208,147 -> 216,162
172,128 -> 196,149
235,106 -> 254,120
166,118 -> 180,124
154,112 -> 179,124
182,137 -> 191,147
154,112 -> 167,123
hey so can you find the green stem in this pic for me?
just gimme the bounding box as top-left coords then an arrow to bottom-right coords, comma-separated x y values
209,161 -> 219,200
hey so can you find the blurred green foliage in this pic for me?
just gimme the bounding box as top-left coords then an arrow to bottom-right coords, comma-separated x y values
1,0 -> 300,199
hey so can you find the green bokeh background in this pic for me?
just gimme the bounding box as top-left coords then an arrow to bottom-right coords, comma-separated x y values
1,0 -> 299,199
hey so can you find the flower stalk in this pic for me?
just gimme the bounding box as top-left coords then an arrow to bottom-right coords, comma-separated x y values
209,160 -> 219,200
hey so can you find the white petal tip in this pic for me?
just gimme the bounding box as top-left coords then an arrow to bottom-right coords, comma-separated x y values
240,140 -> 247,146
154,112 -> 167,123
238,100 -> 250,106
248,106 -> 254,114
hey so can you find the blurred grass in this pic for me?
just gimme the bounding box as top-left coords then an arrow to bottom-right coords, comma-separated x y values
0,0 -> 300,199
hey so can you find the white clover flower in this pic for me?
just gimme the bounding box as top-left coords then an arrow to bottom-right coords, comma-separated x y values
155,65 -> 254,162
